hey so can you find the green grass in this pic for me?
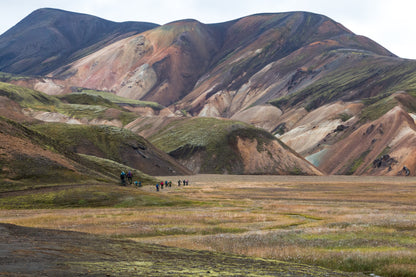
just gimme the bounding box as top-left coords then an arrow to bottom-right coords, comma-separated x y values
54,103 -> 137,126
335,112 -> 354,122
359,95 -> 398,123
0,72 -> 31,81
31,123 -> 150,165
71,89 -> 164,109
2,221 -> 362,276
58,93 -> 120,108
0,81 -> 60,111
0,117 -> 158,188
0,185 -> 193,209
79,154 -> 157,186
345,150 -> 371,175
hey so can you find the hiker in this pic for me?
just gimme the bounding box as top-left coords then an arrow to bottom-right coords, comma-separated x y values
168,181 -> 172,187
403,166 -> 410,176
156,183 -> 159,191
178,180 -> 181,186
127,171 -> 133,185
398,166 -> 410,176
138,181 -> 142,187
185,180 -> 189,186
120,171 -> 126,186
161,181 -> 164,189
134,181 -> 138,187
183,180 -> 186,186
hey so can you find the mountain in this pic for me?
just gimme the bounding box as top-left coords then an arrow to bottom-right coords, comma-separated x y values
2,9 -> 416,176
50,18 -> 223,105
43,12 -> 394,108
0,8 -> 158,75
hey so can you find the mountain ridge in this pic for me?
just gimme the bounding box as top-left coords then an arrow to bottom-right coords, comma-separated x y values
0,8 -> 159,75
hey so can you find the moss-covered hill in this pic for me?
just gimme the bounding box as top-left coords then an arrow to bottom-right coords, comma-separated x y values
31,123 -> 191,176
0,116 -> 159,190
141,117 -> 321,175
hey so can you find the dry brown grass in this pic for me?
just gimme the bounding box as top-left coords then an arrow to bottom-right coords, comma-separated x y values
1,174 -> 416,276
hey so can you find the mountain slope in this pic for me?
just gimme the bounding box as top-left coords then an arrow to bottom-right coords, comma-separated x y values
31,123 -> 192,176
181,12 -> 395,117
0,116 -> 150,187
0,8 -> 158,75
0,82 -> 190,178
319,103 -> 416,175
127,116 -> 322,175
278,92 -> 416,176
51,19 -> 223,106
42,11 -> 397,115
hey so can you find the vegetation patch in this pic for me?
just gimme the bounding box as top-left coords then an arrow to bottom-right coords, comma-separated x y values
0,185 -> 193,209
335,112 -> 353,122
71,89 -> 164,109
32,123 -> 149,165
0,81 -> 60,111
2,175 -> 416,276
59,93 -> 119,108
345,150 -> 371,175
359,95 -> 398,123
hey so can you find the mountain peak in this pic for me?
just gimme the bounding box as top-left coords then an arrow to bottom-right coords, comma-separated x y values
0,8 -> 158,75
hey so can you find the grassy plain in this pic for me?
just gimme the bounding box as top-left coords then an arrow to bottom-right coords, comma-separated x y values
1,175 -> 415,276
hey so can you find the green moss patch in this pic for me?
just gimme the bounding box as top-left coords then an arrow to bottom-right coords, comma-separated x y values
71,89 -> 164,109
0,185 -> 193,209
32,123 -> 147,163
0,81 -> 60,110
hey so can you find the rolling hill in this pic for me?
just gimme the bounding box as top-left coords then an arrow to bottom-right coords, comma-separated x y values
127,116 -> 322,175
0,82 -> 191,185
31,123 -> 192,176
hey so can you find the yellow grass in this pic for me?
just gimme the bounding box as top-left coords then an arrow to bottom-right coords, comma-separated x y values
1,174 -> 416,276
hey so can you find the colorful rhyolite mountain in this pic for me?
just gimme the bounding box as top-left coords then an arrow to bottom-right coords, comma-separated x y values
1,8 -> 416,176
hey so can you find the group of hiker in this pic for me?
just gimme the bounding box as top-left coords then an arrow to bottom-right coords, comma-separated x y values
120,171 -> 190,190
119,171 -> 142,187
156,179 -> 189,191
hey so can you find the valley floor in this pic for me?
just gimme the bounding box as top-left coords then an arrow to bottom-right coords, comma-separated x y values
1,175 -> 416,276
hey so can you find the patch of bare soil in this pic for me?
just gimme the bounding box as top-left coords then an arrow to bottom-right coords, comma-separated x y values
0,223 -> 362,276
0,97 -> 35,123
